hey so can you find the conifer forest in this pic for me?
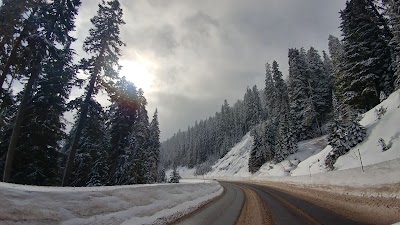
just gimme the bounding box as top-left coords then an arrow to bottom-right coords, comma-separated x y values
161,0 -> 400,175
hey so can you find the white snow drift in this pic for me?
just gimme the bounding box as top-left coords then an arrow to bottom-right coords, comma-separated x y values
0,180 -> 222,225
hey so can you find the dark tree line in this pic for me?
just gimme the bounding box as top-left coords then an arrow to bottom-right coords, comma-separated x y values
161,89 -> 259,174
0,0 -> 161,186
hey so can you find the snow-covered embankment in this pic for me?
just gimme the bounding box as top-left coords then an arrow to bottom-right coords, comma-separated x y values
0,180 -> 222,225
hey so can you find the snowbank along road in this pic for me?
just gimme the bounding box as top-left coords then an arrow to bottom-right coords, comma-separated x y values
175,181 -> 400,225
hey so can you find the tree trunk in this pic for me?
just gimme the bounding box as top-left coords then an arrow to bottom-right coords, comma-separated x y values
0,12 -> 32,91
0,35 -> 23,90
62,60 -> 102,186
3,72 -> 38,182
307,80 -> 322,134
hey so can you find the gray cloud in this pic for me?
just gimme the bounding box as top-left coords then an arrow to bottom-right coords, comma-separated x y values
72,0 -> 347,140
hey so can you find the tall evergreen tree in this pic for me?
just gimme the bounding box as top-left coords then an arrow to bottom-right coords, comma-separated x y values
264,63 -> 276,119
244,85 -> 262,130
339,0 -> 394,111
68,98 -> 108,187
272,61 -> 297,162
288,48 -> 317,140
107,77 -> 138,184
272,61 -> 289,116
2,0 -> 81,183
63,0 -> 125,186
307,47 -> 333,123
0,0 -> 39,92
386,0 -> 400,90
249,120 -> 275,173
130,89 -> 150,184
328,35 -> 353,122
148,109 -> 161,183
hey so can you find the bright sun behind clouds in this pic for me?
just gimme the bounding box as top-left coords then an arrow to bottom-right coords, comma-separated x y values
119,55 -> 155,92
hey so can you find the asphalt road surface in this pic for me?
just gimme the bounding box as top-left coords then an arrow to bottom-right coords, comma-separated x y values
175,182 -> 244,225
175,181 -> 366,225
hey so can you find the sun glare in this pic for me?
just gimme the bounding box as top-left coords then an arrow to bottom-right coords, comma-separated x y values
120,57 -> 154,92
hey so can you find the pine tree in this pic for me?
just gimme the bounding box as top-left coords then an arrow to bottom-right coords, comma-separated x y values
158,168 -> 167,183
6,46 -> 76,185
169,164 -> 180,183
107,77 -> 138,184
328,35 -> 354,123
148,109 -> 161,183
288,48 -> 317,140
249,119 -> 276,173
2,0 -> 81,183
63,0 -> 125,186
0,0 -> 40,91
272,61 -> 288,116
325,115 -> 365,170
86,145 -> 109,187
326,120 -> 349,170
264,63 -> 276,119
346,116 -> 366,148
68,98 -> 108,187
271,61 -> 297,162
275,114 -> 296,162
244,85 -> 262,130
307,47 -> 333,123
386,0 -> 400,90
219,100 -> 232,155
130,89 -> 151,184
339,0 -> 394,111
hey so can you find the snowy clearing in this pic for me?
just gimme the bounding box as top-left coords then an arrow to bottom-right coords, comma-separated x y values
0,180 -> 222,225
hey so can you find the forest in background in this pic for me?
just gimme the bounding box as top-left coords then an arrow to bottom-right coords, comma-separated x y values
161,0 -> 400,174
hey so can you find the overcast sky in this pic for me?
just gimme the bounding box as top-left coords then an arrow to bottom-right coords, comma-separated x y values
70,0 -> 347,141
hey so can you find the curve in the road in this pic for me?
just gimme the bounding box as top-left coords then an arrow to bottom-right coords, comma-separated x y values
174,181 -> 371,225
175,181 -> 244,225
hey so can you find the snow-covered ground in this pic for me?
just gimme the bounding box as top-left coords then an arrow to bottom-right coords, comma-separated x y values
178,90 -> 400,188
206,132 -> 253,178
0,180 -> 222,225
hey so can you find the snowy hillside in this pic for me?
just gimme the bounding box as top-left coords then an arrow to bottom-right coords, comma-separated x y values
206,133 -> 253,178
179,90 -> 400,186
0,180 -> 222,225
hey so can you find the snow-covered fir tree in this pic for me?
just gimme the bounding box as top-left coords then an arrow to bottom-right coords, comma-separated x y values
264,63 -> 276,119
68,98 -> 108,187
272,61 -> 298,162
249,120 -> 275,173
130,89 -> 151,184
307,47 -> 333,124
325,120 -> 350,170
339,0 -> 394,111
288,48 -> 318,141
325,113 -> 365,171
386,0 -> 400,90
169,165 -> 180,183
107,77 -> 138,185
271,61 -> 288,118
346,116 -> 366,148
1,0 -> 81,183
244,85 -> 262,130
63,0 -> 125,186
148,109 -> 161,183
